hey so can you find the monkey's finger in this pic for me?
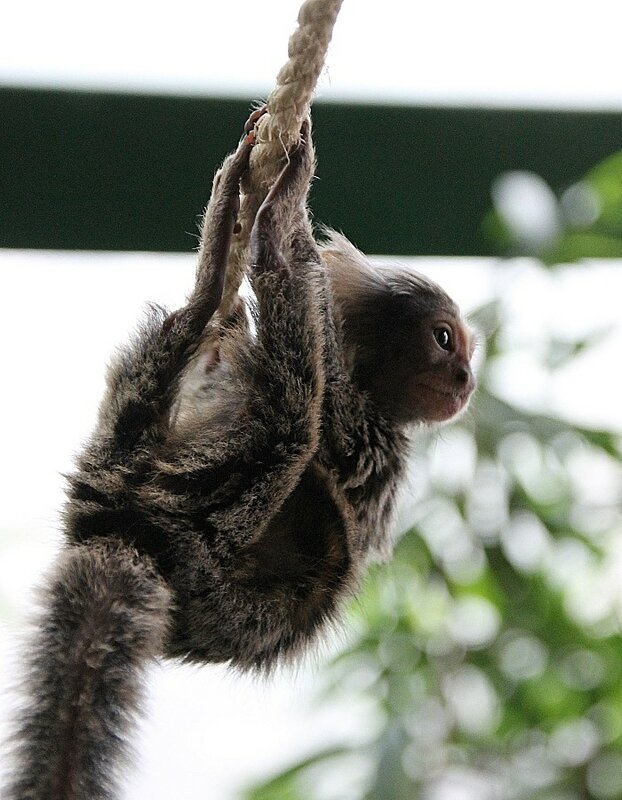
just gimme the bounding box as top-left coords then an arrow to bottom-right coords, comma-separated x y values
244,104 -> 268,134
226,135 -> 255,184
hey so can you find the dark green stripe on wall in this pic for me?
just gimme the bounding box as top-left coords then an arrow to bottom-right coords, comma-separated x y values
1,87 -> 621,255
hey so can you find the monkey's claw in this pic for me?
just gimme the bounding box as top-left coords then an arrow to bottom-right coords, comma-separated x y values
244,104 -> 268,134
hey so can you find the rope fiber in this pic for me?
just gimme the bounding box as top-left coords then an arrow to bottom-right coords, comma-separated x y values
215,0 -> 344,320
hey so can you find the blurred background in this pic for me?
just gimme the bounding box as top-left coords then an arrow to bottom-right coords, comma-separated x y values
1,1 -> 622,798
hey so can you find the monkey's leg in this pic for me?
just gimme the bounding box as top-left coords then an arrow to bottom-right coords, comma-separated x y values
191,104 -> 265,321
94,137 -> 253,455
190,132 -> 254,324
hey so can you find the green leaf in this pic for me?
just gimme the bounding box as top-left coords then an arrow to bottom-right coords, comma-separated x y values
242,747 -> 351,800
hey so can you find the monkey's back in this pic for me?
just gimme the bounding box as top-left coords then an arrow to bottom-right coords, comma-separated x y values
66,458 -> 358,671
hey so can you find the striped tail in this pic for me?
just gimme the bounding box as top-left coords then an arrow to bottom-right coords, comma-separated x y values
6,540 -> 172,800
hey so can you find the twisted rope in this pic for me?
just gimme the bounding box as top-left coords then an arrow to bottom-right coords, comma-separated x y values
217,0 -> 344,319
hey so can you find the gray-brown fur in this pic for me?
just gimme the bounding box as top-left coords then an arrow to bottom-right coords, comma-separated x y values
6,542 -> 171,800
6,116 -> 474,798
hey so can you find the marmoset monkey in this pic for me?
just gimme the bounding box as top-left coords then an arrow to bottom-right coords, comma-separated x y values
6,116 -> 474,800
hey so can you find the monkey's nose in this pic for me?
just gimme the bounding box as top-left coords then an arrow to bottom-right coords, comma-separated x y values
455,365 -> 474,392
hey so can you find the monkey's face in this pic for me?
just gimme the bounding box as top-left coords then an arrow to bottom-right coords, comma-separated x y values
330,254 -> 476,426
407,314 -> 476,423
360,297 -> 476,425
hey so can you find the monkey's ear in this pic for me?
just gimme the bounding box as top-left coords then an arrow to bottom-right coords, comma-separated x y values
319,229 -> 387,304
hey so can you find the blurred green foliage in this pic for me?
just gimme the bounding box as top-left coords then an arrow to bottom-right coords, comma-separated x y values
483,150 -> 622,264
244,151 -> 622,800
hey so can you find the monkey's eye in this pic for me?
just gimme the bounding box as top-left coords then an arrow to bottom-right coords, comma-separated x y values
433,326 -> 453,351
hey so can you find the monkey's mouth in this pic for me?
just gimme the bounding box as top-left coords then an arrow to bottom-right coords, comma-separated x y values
416,382 -> 472,421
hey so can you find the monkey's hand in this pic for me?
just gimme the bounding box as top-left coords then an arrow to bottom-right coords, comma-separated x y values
250,118 -> 314,257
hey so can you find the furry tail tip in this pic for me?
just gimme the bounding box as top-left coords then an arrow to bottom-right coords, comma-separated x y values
4,540 -> 172,800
